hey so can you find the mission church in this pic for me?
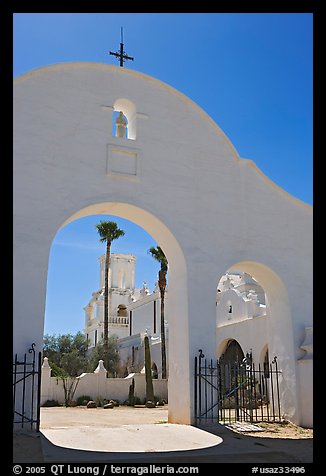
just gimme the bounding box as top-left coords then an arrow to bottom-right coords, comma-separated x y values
83,250 -> 268,379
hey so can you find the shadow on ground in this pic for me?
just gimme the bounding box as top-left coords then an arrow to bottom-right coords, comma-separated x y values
13,423 -> 313,464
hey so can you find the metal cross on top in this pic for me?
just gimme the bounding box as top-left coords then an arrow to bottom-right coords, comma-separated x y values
109,27 -> 134,67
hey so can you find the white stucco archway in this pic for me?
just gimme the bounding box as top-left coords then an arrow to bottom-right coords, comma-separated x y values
55,202 -> 189,423
13,62 -> 312,426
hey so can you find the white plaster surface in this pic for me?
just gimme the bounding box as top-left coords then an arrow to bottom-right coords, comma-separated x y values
41,424 -> 222,453
13,63 -> 312,426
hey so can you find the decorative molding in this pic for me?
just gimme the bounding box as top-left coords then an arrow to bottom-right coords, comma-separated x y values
106,143 -> 141,181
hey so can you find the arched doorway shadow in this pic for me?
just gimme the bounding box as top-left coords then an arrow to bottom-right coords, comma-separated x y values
219,339 -> 245,364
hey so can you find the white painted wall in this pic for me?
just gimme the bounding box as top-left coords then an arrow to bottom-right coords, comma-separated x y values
217,288 -> 266,327
217,316 -> 269,363
129,294 -> 161,336
40,358 -> 167,405
13,63 -> 312,426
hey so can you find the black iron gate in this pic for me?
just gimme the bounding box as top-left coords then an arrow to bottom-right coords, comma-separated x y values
194,349 -> 282,425
13,344 -> 42,431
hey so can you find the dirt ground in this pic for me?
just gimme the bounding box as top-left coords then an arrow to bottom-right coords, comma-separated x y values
40,404 -> 169,428
224,420 -> 313,439
13,405 -> 313,463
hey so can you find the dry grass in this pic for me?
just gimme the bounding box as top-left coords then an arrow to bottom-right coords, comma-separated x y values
228,420 -> 313,439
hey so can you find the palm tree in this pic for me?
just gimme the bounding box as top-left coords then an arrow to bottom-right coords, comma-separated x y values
148,246 -> 168,379
96,221 -> 125,369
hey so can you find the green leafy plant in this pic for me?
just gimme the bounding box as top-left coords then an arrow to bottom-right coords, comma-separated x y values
76,395 -> 92,406
41,399 -> 60,407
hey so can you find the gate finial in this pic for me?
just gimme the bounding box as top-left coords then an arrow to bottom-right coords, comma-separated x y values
28,343 -> 36,357
198,349 -> 205,359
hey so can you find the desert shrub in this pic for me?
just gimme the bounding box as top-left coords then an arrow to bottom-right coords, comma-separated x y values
76,395 -> 92,406
42,399 -> 60,407
95,396 -> 106,407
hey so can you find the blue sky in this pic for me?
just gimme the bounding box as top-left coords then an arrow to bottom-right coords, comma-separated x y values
13,13 -> 313,336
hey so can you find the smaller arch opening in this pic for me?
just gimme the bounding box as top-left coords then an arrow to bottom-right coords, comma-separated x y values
117,304 -> 128,317
220,339 -> 245,364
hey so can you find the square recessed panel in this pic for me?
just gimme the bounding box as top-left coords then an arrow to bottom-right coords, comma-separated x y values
107,144 -> 141,180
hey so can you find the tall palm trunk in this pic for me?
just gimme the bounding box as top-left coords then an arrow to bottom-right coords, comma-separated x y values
96,220 -> 125,372
103,240 -> 111,363
158,269 -> 167,379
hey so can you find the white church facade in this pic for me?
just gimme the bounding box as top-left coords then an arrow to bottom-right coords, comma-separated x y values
14,62 -> 313,428
84,253 -> 149,344
83,251 -> 282,387
83,252 -> 166,377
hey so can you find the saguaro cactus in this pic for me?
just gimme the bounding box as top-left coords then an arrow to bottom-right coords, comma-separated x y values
144,335 -> 155,404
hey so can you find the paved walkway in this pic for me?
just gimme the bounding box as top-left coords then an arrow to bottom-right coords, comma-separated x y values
37,407 -> 312,464
41,424 -> 222,455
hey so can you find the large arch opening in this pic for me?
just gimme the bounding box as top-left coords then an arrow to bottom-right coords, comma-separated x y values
215,260 -> 299,423
42,202 -> 189,426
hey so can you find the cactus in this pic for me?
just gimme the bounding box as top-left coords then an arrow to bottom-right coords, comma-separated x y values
128,377 -> 135,406
144,335 -> 155,404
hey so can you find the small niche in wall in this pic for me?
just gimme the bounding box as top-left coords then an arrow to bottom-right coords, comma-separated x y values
112,98 -> 137,140
113,110 -> 128,138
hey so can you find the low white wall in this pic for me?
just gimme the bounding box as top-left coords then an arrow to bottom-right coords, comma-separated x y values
40,358 -> 168,405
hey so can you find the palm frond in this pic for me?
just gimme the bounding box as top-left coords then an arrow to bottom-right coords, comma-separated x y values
148,245 -> 168,272
96,221 -> 125,243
